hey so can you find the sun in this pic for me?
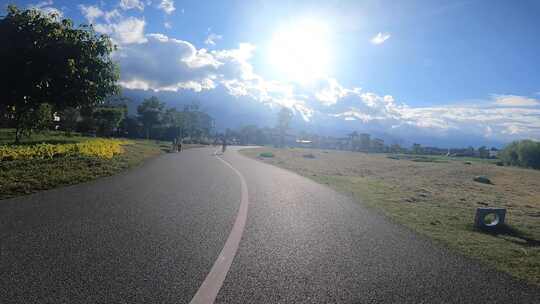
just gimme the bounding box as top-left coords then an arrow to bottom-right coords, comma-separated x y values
267,19 -> 332,83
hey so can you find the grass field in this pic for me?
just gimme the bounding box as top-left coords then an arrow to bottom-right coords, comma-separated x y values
241,147 -> 540,286
0,129 -> 196,200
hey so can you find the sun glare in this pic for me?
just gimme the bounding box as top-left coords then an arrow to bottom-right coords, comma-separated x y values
267,19 -> 332,83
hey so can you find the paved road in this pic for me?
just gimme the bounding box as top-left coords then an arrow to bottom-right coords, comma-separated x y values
1,147 -> 539,303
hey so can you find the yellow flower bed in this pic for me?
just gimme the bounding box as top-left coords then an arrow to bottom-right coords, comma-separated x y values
0,139 -> 132,161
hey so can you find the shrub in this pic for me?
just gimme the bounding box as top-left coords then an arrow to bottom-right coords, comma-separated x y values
0,139 -> 132,161
474,175 -> 493,184
259,152 -> 274,158
499,140 -> 540,169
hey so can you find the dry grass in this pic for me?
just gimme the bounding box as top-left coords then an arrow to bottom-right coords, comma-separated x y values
241,147 -> 540,286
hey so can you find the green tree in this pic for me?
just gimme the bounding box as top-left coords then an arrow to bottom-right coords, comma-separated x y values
18,103 -> 53,138
478,146 -> 489,158
239,125 -> 258,145
500,140 -> 540,169
163,107 -> 185,139
93,107 -> 125,137
254,128 -> 269,145
61,107 -> 80,135
178,102 -> 213,141
195,111 -> 213,139
412,143 -> 422,154
359,133 -> 371,152
348,131 -> 359,151
390,143 -> 403,154
120,116 -> 142,138
137,97 -> 165,139
0,5 -> 119,142
277,107 -> 293,147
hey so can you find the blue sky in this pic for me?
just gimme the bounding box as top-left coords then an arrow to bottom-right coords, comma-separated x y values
4,0 -> 540,146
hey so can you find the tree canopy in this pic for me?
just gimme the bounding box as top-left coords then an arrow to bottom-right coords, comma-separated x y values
0,5 -> 119,142
499,140 -> 540,169
137,97 -> 165,139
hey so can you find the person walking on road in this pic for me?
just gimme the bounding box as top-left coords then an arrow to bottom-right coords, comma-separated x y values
172,138 -> 178,152
221,137 -> 227,153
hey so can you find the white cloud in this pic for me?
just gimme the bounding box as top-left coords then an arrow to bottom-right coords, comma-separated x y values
158,0 -> 175,14
38,6 -> 63,18
115,34 -> 312,119
78,5 -> 103,24
314,78 -> 359,106
492,94 -> 539,107
94,17 -> 147,44
78,5 -> 145,45
205,33 -> 223,46
115,17 -> 147,44
104,9 -> 121,23
29,0 -> 63,19
32,0 -> 53,8
82,13 -> 535,143
119,0 -> 144,11
115,33 -> 221,92
119,78 -> 215,92
371,32 -> 391,45
213,43 -> 257,80
164,21 -> 172,29
18,2 -> 540,144
323,85 -> 540,142
112,30 -> 540,137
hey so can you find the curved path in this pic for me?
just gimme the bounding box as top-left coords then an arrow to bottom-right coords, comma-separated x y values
1,147 -> 539,303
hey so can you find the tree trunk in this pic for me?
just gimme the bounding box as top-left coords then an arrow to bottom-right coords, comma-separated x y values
14,112 -> 23,144
14,128 -> 21,144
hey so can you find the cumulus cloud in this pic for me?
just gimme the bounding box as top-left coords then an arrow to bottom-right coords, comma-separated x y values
115,33 -> 221,92
104,9 -> 121,23
78,5 -> 103,23
313,78 -> 358,106
71,3 -> 537,143
492,94 -> 540,107
116,33 -> 305,118
19,1 -> 540,144
119,0 -> 144,11
205,33 -> 223,46
371,32 -> 391,45
112,30 -> 540,137
94,17 -> 147,44
33,0 -> 53,6
158,0 -> 175,14
327,90 -> 540,142
213,43 -> 257,80
114,33 -> 313,119
78,4 -> 146,45
29,0 -> 63,19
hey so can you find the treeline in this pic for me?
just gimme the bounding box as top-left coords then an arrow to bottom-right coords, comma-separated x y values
2,96 -> 214,143
131,97 -> 214,142
499,140 -> 540,169
225,125 -> 274,145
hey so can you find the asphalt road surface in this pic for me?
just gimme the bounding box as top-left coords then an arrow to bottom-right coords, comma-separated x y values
1,146 -> 539,303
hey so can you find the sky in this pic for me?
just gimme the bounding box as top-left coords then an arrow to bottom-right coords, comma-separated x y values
3,0 -> 540,147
